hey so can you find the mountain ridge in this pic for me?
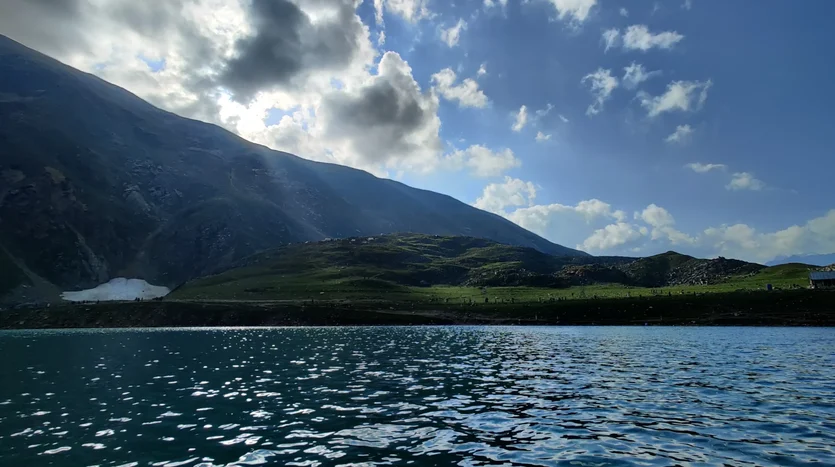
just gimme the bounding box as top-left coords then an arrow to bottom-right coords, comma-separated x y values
0,35 -> 584,303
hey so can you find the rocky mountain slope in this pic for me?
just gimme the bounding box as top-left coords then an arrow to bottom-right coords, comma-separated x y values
0,35 -> 585,302
616,251 -> 765,287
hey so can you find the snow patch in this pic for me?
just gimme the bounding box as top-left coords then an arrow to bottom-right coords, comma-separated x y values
61,278 -> 170,302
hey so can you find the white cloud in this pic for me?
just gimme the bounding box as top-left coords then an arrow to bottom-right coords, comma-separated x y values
475,175 -> 835,261
512,105 -> 528,132
622,25 -> 684,51
546,0 -> 597,23
634,204 -> 695,245
639,80 -> 712,117
503,198 -> 627,246
685,162 -> 727,173
622,62 -> 660,89
683,0 -> 693,10
375,0 -> 432,24
703,210 -> 835,263
445,145 -> 521,178
582,68 -> 618,116
377,30 -> 386,46
620,7 -> 629,16
651,2 -> 661,14
602,28 -> 620,52
727,172 -> 766,191
484,0 -> 509,8
639,204 -> 675,228
431,68 -> 488,108
535,131 -> 552,142
374,0 -> 385,24
536,103 -> 554,118
477,63 -> 488,77
1,0 -> 257,123
559,114 -> 570,123
474,176 -> 537,214
582,222 -> 647,251
665,124 -> 694,144
512,199 -> 623,225
440,18 -> 467,47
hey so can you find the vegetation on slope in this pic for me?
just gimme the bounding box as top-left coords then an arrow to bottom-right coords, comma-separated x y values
171,234 -> 813,302
172,234 -> 571,300
6,289 -> 835,328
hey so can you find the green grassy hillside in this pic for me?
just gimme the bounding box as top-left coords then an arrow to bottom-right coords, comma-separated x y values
171,234 -> 814,302
171,234 -> 570,300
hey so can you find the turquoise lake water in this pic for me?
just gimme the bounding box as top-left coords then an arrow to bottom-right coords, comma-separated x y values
0,326 -> 833,466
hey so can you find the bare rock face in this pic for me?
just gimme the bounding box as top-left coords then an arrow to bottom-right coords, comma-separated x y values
0,35 -> 585,302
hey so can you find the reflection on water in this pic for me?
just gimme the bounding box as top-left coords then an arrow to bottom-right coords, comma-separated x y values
0,326 -> 833,466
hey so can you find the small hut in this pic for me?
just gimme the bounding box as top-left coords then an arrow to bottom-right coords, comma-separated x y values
809,271 -> 835,289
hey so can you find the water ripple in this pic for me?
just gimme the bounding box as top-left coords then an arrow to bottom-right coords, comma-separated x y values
1,326 -> 834,466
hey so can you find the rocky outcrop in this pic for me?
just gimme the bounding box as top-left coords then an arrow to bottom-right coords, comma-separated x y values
617,252 -> 764,287
663,257 -> 764,286
555,264 -> 633,286
463,268 -> 565,288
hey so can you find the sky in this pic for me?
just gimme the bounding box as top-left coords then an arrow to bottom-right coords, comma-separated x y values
1,0 -> 834,263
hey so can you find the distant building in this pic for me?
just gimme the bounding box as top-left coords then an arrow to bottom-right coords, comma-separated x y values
810,271 -> 835,289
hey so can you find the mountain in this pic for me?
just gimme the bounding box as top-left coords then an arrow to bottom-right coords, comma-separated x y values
766,254 -> 835,267
0,36 -> 585,302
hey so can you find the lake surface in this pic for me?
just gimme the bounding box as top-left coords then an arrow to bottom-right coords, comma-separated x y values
0,327 -> 833,466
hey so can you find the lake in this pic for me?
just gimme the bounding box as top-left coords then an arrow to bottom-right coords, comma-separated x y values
0,327 -> 833,466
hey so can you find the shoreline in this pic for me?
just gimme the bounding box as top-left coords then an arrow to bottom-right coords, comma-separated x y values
1,289 -> 834,329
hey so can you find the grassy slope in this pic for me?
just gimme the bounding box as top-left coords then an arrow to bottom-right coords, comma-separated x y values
171,235 -> 816,302
172,234 -> 564,300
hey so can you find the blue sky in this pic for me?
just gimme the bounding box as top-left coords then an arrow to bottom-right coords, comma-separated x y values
396,0 -> 831,225
2,0 -> 833,263
364,0 -> 835,261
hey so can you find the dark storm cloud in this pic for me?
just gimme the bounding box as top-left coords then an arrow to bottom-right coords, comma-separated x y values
219,0 -> 366,102
220,0 -> 307,96
334,80 -> 426,132
320,52 -> 440,164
